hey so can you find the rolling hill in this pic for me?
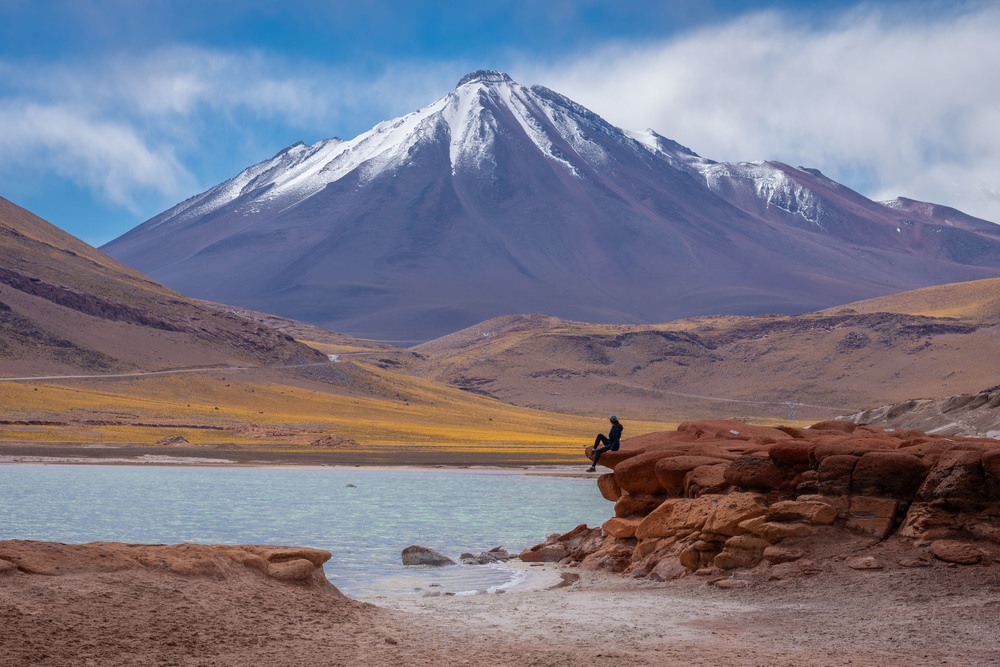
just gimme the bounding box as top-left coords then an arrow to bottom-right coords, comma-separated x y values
405,278 -> 1000,424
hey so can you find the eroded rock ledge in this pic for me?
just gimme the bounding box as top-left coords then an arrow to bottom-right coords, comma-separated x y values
0,541 -> 342,593
522,419 -> 1000,580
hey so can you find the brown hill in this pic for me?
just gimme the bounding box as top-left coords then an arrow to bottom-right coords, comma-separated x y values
0,196 -> 328,376
410,279 -> 1000,423
3,196 -> 653,454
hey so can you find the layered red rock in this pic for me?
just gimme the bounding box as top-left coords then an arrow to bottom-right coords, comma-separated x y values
0,541 -> 341,592
533,418 -> 1000,580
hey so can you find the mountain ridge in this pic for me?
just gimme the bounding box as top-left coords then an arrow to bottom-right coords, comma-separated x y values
102,70 -> 1000,343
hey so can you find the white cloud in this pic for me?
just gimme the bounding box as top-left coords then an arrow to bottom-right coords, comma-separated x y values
0,47 -> 458,218
527,3 -> 1000,222
0,102 -> 191,212
4,3 -> 999,236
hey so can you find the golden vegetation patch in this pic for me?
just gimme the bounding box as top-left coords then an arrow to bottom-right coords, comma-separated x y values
0,364 -> 676,454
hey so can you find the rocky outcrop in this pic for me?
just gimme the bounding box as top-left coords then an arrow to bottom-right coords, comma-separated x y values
401,545 -> 456,567
460,546 -> 514,565
0,540 -> 341,593
538,419 -> 1000,580
844,388 -> 1000,438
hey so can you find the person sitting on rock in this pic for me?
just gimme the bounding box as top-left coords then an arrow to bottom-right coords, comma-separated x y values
587,415 -> 623,472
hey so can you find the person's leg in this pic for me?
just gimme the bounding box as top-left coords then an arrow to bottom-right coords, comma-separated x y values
588,434 -> 612,470
591,444 -> 611,467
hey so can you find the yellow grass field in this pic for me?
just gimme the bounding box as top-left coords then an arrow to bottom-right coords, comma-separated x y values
0,358 -> 679,457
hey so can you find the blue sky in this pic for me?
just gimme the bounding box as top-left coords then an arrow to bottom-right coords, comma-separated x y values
1,0 -> 998,246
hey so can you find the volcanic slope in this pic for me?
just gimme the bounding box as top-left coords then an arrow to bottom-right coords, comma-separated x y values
102,70 -> 1000,343
407,278 -> 1000,424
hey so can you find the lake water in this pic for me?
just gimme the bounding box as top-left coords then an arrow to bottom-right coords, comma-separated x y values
0,465 -> 609,599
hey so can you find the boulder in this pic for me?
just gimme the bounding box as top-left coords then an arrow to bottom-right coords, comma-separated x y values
767,500 -> 838,525
768,562 -> 809,580
614,450 -> 686,495
579,539 -> 635,573
769,441 -> 813,467
816,454 -> 859,496
763,545 -> 805,564
845,556 -> 882,570
654,456 -> 730,496
615,493 -> 666,518
845,496 -> 898,538
929,540 -> 982,565
684,463 -> 730,497
713,534 -> 770,570
635,496 -> 716,540
602,517 -> 643,539
983,449 -> 1000,499
461,546 -> 512,564
649,552 -> 688,581
703,492 -> 769,536
560,524 -> 604,547
519,543 -> 569,563
597,473 -> 623,502
917,450 -> 987,507
740,516 -> 818,543
723,456 -> 786,491
795,494 -> 848,512
851,451 -> 927,498
401,545 -> 455,567
679,542 -> 718,570
809,420 -> 858,433
898,503 -> 958,541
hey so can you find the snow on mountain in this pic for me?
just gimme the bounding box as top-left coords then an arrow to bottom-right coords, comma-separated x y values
103,70 -> 1000,343
701,161 -> 826,228
150,70 -> 674,230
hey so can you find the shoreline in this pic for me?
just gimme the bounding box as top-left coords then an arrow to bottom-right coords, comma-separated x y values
0,441 -> 590,471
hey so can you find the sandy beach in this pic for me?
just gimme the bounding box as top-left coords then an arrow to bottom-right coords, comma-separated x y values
2,538 -> 998,666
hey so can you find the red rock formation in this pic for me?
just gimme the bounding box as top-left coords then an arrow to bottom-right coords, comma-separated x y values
0,541 -> 341,592
531,419 -> 1000,579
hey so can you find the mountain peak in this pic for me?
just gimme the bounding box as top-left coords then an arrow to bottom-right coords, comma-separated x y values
457,70 -> 513,87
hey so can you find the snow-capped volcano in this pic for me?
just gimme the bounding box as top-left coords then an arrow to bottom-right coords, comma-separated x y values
103,70 -> 1000,343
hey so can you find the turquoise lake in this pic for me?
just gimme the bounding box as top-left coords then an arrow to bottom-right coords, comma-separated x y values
0,465 -> 609,599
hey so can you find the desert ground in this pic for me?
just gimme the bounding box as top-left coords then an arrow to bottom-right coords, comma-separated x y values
2,539 -> 998,667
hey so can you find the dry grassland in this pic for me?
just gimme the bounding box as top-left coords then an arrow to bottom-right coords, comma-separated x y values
0,360 -> 677,456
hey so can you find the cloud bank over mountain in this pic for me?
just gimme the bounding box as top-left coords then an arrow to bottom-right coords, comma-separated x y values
531,5 -> 1000,225
0,2 -> 998,244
